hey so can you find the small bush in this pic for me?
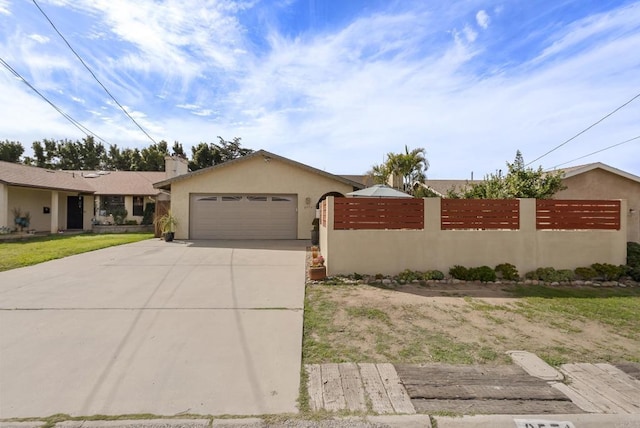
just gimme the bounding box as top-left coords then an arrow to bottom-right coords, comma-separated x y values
591,263 -> 626,281
556,269 -> 575,282
397,269 -> 422,282
423,270 -> 445,280
628,242 -> 640,268
574,267 -> 597,280
495,263 -> 519,281
470,266 -> 497,282
449,265 -> 469,280
628,266 -> 640,281
526,267 -> 573,283
352,272 -> 363,280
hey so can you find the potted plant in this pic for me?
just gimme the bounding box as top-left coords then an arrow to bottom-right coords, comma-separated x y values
308,252 -> 326,280
155,211 -> 178,242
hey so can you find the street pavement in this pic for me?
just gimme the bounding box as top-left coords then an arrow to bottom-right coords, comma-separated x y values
0,239 -> 307,418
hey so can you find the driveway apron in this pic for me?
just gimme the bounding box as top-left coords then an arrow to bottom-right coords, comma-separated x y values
0,239 -> 306,418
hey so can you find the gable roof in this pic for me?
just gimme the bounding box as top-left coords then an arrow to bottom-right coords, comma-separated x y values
71,170 -> 165,195
557,162 -> 640,184
0,160 -> 95,193
153,149 -> 365,190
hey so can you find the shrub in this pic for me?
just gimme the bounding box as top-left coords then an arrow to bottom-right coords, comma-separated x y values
352,272 -> 363,280
628,267 -> 640,281
449,265 -> 469,280
591,263 -> 626,281
627,242 -> 640,268
495,263 -> 519,281
141,203 -> 155,225
470,266 -> 497,282
398,269 -> 422,282
526,267 -> 573,283
556,269 -> 575,282
574,267 -> 597,280
423,270 -> 445,280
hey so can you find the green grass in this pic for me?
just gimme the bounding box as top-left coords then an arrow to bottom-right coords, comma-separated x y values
509,285 -> 640,338
0,233 -> 153,271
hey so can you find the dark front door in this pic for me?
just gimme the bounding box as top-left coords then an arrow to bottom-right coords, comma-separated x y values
67,196 -> 84,229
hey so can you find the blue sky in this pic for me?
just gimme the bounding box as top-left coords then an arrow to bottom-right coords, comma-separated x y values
1,0 -> 639,178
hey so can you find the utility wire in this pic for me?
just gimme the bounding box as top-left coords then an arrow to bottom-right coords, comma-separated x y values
548,135 -> 640,169
0,57 -> 109,144
32,0 -> 158,145
526,91 -> 640,166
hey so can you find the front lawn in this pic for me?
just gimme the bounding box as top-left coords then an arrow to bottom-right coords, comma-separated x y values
0,233 -> 153,272
303,282 -> 640,366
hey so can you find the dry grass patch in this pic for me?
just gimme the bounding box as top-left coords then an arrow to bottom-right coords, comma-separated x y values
303,282 -> 640,366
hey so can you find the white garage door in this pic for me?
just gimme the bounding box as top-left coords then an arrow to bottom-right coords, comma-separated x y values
190,194 -> 298,239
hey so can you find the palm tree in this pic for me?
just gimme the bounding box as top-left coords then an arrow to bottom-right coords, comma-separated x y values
386,146 -> 429,194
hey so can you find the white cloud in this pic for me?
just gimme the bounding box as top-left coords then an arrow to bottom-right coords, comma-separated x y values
0,0 -> 10,15
27,34 -> 49,44
462,25 -> 478,43
476,10 -> 490,29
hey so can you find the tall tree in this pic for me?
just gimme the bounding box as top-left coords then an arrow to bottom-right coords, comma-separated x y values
171,141 -> 187,158
189,137 -> 252,171
140,141 -> 169,171
0,140 -> 24,162
448,150 -> 566,199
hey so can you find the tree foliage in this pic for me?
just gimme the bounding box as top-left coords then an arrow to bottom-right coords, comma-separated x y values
0,140 -> 24,162
4,136 -> 252,172
367,146 -> 429,195
447,151 -> 566,199
189,136 -> 253,171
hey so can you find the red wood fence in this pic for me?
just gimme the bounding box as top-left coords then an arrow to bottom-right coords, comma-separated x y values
333,197 -> 424,230
536,200 -> 621,230
441,199 -> 520,230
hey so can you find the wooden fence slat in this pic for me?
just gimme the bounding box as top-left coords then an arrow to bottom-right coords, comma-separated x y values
441,199 -> 519,230
536,200 -> 620,230
334,197 -> 424,230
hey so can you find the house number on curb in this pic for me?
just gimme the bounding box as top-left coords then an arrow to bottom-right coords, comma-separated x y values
514,419 -> 576,428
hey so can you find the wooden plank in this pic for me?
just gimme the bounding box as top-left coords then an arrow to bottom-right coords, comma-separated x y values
573,363 -> 640,412
338,363 -> 367,412
321,363 -> 346,411
405,384 -> 567,401
595,363 -> 640,391
550,382 -> 603,413
411,399 -> 584,415
358,363 -> 394,414
560,364 -> 629,413
305,364 -> 323,411
396,363 -> 541,386
376,363 -> 415,414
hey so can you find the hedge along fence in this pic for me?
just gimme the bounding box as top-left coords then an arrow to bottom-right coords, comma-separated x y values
319,197 -> 627,276
536,199 -> 621,230
441,199 -> 520,230
333,197 -> 424,230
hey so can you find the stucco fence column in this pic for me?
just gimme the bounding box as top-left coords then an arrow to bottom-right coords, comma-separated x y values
0,183 -> 7,229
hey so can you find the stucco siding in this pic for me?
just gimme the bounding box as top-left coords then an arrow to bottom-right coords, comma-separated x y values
556,169 -> 640,242
7,187 -> 54,232
170,156 -> 355,239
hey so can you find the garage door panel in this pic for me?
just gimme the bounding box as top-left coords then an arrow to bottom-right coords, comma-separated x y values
190,194 -> 297,239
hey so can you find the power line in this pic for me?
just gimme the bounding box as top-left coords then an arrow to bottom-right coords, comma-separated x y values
548,135 -> 640,169
0,56 -> 109,144
32,0 -> 159,145
526,91 -> 640,166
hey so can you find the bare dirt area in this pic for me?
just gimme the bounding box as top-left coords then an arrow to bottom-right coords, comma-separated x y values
303,282 -> 640,366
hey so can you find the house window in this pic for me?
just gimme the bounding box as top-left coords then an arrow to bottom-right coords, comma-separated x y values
133,197 -> 144,216
103,196 -> 125,213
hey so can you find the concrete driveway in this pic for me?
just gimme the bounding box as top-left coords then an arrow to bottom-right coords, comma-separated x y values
0,239 -> 307,418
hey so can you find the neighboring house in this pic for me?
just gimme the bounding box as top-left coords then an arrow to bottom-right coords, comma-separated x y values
72,170 -> 166,225
0,156 -> 188,233
153,150 -> 364,240
0,160 -> 95,233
